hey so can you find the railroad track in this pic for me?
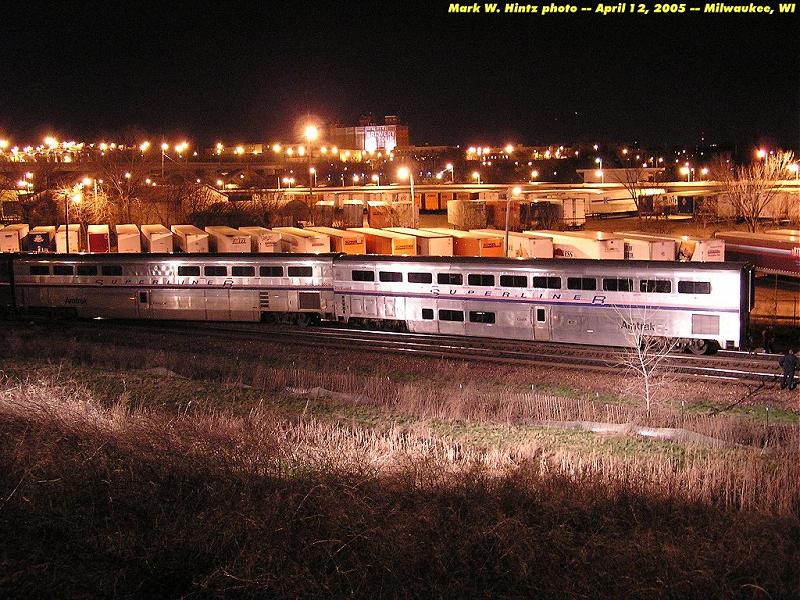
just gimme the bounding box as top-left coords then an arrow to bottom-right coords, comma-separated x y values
40,319 -> 790,386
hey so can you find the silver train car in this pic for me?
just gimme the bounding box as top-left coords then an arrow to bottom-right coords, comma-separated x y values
10,253 -> 336,325
4,253 -> 753,353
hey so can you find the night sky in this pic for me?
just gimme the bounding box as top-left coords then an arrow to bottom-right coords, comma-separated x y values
1,2 -> 798,148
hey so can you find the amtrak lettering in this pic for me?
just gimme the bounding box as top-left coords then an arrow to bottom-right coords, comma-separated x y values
621,321 -> 655,331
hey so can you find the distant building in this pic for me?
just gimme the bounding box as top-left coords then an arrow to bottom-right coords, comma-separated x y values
329,115 -> 409,152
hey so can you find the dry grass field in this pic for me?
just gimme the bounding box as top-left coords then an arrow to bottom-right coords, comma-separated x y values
1,321 -> 798,598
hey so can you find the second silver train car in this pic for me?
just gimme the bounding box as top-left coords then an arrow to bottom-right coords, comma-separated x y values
7,253 -> 752,353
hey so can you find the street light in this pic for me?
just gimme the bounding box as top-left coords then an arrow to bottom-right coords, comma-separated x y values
352,174 -> 360,185
680,166 -> 691,182
595,157 -> 604,183
472,171 -> 481,184
397,166 -> 416,226
371,173 -> 380,185
304,125 -> 319,198
64,189 -> 82,254
161,143 -> 169,177
445,162 -> 454,183
505,186 -> 522,257
309,167 -> 317,188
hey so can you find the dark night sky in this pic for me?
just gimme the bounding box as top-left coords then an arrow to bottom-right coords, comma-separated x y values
1,2 -> 798,148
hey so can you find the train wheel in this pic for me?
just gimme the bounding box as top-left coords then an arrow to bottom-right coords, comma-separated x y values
295,313 -> 311,327
686,339 -> 710,355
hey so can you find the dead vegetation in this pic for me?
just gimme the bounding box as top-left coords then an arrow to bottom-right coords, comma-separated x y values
0,322 -> 798,597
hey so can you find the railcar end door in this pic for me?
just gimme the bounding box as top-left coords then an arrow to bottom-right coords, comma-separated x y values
533,305 -> 550,341
137,290 -> 151,318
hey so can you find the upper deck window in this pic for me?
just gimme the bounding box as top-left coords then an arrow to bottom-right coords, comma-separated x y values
500,275 -> 527,288
678,281 -> 711,295
567,277 -> 597,291
204,266 -> 227,277
177,266 -> 200,277
640,279 -> 672,293
532,276 -> 561,289
468,274 -> 495,287
259,266 -> 283,277
408,272 -> 433,284
288,266 -> 313,278
351,270 -> 375,282
53,265 -> 74,276
437,273 -> 463,285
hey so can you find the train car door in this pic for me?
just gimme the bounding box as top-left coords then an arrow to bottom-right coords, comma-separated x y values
532,305 -> 551,341
137,289 -> 151,318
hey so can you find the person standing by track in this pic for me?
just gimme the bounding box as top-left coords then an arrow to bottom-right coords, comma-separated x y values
778,348 -> 798,390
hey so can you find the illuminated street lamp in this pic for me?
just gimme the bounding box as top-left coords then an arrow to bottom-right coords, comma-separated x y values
309,167 -> 317,188
304,124 -> 319,197
530,169 -> 539,181
472,171 -> 481,184
505,186 -> 522,257
594,157 -> 603,183
680,166 -> 691,182
397,166 -> 416,226
445,162 -> 454,183
64,189 -> 82,254
371,173 -> 380,185
161,143 -> 169,177
352,174 -> 360,185
756,148 -> 767,160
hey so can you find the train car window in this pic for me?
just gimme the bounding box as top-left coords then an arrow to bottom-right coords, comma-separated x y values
53,265 -> 74,276
640,279 -> 671,293
678,281 -> 711,294
468,274 -> 495,287
30,265 -> 50,276
259,266 -> 284,277
408,272 -> 433,284
500,275 -> 527,288
204,266 -> 227,277
232,266 -> 255,277
469,311 -> 496,324
437,273 -> 463,285
351,270 -> 375,282
177,266 -> 200,277
536,308 -> 546,322
439,309 -> 464,322
567,277 -> 597,291
101,265 -> 123,276
288,266 -> 313,278
602,278 -> 633,292
421,308 -> 434,320
532,276 -> 561,289
379,271 -> 403,282
77,265 -> 98,276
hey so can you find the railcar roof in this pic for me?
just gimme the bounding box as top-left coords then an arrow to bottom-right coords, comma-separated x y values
12,252 -> 338,262
334,254 -> 749,271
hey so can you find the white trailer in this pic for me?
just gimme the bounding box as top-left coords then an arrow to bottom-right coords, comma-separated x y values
171,225 -> 209,253
272,227 -> 331,253
384,227 -> 454,256
205,226 -> 251,253
239,226 -> 284,252
0,223 -> 29,252
524,230 -> 624,260
470,229 -> 554,259
625,232 -> 725,262
141,224 -> 174,253
614,233 -> 677,260
115,224 -> 142,253
56,224 -> 82,253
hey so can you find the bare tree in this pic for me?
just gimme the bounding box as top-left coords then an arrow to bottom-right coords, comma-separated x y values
615,305 -> 679,419
712,151 -> 796,232
607,166 -> 664,226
